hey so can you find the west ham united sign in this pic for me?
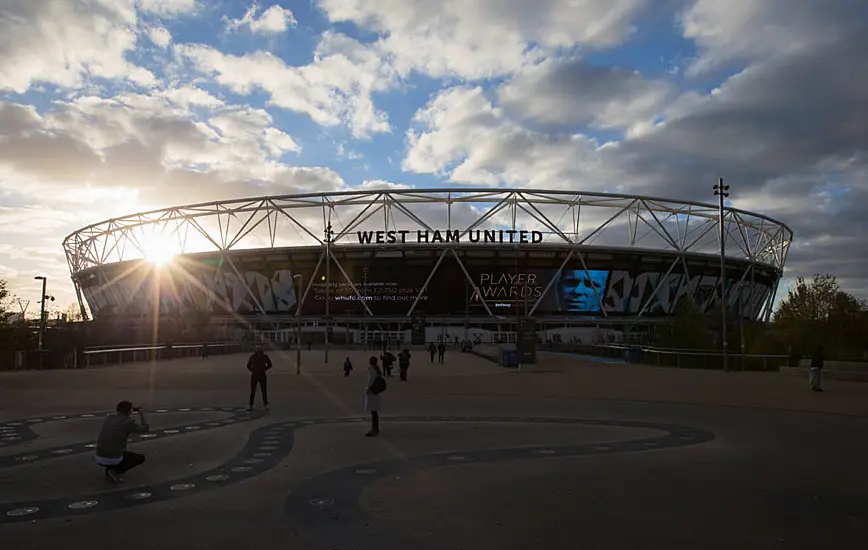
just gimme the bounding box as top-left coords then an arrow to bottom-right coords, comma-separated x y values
356,229 -> 544,244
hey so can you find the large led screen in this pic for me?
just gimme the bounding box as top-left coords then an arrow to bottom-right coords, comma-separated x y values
78,254 -> 775,320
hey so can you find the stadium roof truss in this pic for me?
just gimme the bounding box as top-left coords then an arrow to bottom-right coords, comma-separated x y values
63,189 -> 793,322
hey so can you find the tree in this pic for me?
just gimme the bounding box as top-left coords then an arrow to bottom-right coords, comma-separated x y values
0,279 -> 15,324
774,274 -> 868,359
654,297 -> 715,350
64,303 -> 83,322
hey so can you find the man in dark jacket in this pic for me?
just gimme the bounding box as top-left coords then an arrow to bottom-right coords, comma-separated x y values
94,400 -> 150,483
247,345 -> 273,411
380,349 -> 395,377
398,348 -> 411,381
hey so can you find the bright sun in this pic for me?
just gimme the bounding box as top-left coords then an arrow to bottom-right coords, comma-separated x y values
144,235 -> 176,267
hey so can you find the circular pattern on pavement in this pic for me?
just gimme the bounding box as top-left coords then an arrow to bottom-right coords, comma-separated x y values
283,416 -> 715,550
0,415 -> 714,530
0,406 -> 265,468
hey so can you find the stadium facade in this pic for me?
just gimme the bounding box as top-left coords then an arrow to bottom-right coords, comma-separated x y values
62,188 -> 792,343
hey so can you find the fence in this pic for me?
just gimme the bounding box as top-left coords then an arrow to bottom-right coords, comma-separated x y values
553,343 -> 789,372
1,343 -> 249,371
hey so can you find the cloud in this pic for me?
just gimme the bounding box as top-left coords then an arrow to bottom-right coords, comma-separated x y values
318,0 -> 647,79
176,31 -> 394,137
0,92 -> 341,212
606,28 -> 868,198
137,0 -> 199,16
158,85 -> 224,109
404,86 -> 603,189
498,57 -> 675,131
225,4 -> 297,34
402,5 -> 868,299
147,26 -> 173,48
679,0 -> 862,76
0,0 -> 155,93
3,0 -> 868,308
357,179 -> 411,191
0,205 -> 81,236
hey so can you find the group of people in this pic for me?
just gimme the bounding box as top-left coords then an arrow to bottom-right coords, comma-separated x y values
428,341 -> 446,363
92,344 -> 394,482
242,345 -> 393,438
92,341 -> 832,484
345,348 -> 413,380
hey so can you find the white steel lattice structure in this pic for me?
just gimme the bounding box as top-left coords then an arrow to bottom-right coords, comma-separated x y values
63,188 -> 792,323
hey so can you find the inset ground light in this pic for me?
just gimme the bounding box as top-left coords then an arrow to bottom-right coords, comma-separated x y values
1,416 -> 714,526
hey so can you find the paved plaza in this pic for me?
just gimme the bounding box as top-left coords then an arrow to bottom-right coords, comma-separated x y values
1,348 -> 867,549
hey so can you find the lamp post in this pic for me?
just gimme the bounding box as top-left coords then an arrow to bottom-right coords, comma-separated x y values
713,179 -> 730,372
362,265 -> 369,348
324,222 -> 332,363
294,273 -> 303,375
33,276 -> 55,352
739,284 -> 746,371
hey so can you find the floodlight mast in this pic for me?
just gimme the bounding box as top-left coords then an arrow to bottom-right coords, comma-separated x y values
713,178 -> 731,372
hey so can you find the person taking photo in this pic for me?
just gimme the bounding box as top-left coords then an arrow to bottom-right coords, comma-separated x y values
94,400 -> 150,483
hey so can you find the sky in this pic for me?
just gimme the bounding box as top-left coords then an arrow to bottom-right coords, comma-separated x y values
1,0 -> 867,318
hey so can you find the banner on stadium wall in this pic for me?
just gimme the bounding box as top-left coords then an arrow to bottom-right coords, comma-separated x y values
79,257 -> 773,320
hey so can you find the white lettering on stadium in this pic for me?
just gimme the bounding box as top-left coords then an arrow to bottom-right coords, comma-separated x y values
356,229 -> 544,244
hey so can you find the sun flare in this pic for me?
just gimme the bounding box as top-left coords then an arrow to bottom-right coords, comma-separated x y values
143,235 -> 176,267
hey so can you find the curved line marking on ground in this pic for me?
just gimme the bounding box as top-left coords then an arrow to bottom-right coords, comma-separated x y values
0,416 -> 714,527
0,407 -> 267,470
283,417 -> 715,550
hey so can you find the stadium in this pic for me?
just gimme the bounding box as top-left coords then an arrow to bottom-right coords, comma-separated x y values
62,188 -> 792,346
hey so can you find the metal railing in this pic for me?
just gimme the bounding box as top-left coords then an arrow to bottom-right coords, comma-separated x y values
80,343 -> 248,368
547,343 -> 789,371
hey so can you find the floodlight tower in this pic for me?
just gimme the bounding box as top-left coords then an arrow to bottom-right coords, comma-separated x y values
713,179 -> 730,372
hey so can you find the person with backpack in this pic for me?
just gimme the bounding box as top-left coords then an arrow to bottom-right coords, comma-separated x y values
398,348 -> 411,381
343,357 -> 353,377
428,342 -> 436,363
437,341 -> 446,363
364,356 -> 386,437
246,345 -> 272,411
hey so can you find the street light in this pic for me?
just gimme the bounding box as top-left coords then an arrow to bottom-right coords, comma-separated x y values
713,178 -> 730,372
324,222 -> 332,364
33,276 -> 55,355
294,273 -> 303,375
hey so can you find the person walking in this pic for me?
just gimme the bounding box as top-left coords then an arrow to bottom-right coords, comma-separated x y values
398,348 -> 412,381
364,356 -> 386,437
428,342 -> 436,363
343,356 -> 353,378
810,345 -> 825,392
94,401 -> 150,483
437,341 -> 446,364
247,345 -> 272,411
381,349 -> 396,377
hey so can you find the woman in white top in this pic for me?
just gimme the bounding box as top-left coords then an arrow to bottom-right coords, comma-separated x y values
364,356 -> 383,437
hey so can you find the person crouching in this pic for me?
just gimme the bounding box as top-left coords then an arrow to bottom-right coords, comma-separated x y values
94,401 -> 149,483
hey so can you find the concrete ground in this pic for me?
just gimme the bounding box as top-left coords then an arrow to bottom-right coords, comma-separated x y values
1,347 -> 867,549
